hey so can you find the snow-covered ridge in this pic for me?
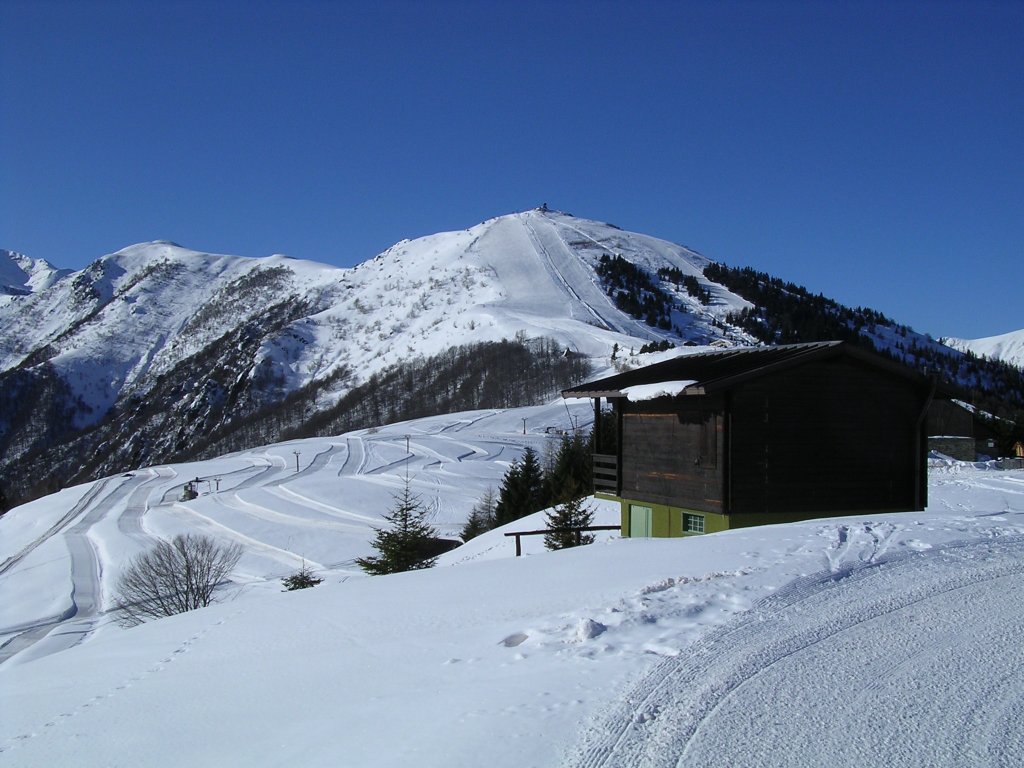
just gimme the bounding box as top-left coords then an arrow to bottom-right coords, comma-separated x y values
0,249 -> 68,298
943,329 -> 1024,369
5,208 -> 1014,516
0,210 -> 752,428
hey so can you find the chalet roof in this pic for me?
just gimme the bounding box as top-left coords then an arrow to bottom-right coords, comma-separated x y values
562,341 -> 936,399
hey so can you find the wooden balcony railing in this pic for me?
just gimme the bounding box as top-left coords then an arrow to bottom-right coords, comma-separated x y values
592,453 -> 619,494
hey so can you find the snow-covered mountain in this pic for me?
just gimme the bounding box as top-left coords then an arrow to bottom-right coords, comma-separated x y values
1,208 -> 1019,510
0,211 -> 748,407
943,329 -> 1024,370
0,210 -> 755,505
0,249 -> 68,297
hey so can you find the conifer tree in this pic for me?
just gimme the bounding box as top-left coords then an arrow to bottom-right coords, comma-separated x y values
544,432 -> 592,504
282,561 -> 323,590
544,482 -> 595,550
494,447 -> 546,526
356,477 -> 439,575
462,487 -> 497,541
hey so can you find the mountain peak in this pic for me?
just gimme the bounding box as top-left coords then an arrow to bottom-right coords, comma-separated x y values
2,210 -> 1020,511
0,249 -> 67,296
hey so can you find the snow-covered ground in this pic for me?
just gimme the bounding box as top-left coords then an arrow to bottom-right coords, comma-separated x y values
2,403 -> 1024,766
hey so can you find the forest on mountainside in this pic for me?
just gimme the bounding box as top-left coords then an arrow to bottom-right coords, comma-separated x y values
703,262 -> 1024,420
1,338 -> 591,512
274,337 -> 591,446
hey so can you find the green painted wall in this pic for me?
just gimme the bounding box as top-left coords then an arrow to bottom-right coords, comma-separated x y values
613,494 -> 906,537
618,496 -> 730,538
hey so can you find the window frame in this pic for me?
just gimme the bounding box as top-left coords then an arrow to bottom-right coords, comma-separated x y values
682,512 -> 705,534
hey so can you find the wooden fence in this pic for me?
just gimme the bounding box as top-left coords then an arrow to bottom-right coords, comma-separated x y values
503,525 -> 621,556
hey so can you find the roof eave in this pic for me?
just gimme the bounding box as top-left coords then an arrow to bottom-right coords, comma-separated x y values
562,385 -> 707,399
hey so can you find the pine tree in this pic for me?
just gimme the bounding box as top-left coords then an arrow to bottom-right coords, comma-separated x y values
462,487 -> 497,541
494,447 -> 546,526
282,562 -> 323,591
544,483 -> 595,550
356,477 -> 439,575
544,432 -> 592,504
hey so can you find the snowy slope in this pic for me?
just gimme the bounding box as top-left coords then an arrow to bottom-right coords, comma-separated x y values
0,249 -> 66,298
0,210 -> 750,432
300,209 -> 751,385
944,328 -> 1024,369
0,211 -> 747,399
0,401 -> 1022,765
0,400 -> 600,664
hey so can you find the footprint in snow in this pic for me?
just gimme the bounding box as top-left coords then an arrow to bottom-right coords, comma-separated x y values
501,632 -> 528,647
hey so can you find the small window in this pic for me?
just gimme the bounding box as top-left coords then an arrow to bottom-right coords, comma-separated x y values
683,513 -> 704,534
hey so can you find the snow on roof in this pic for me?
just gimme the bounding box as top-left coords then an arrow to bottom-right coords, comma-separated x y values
621,380 -> 697,401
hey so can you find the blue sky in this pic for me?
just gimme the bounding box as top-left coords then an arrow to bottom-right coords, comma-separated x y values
2,0 -> 1020,340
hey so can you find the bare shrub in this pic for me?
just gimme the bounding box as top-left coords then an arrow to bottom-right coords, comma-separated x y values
114,533 -> 243,627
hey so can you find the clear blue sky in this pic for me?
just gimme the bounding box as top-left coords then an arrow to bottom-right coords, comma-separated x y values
2,0 -> 1021,340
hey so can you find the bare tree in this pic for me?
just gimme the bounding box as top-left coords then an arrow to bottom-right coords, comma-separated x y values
114,533 -> 243,627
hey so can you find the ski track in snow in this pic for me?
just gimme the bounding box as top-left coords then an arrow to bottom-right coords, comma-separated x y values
0,474 -> 155,662
116,468 -> 176,541
336,436 -> 368,477
0,477 -> 118,577
0,409 -> 569,666
523,216 -> 616,333
568,535 -> 1024,768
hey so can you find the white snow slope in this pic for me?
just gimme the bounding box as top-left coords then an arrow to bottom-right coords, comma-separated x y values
2,400 -> 1024,767
0,210 -> 752,423
944,329 -> 1024,370
0,249 -> 66,298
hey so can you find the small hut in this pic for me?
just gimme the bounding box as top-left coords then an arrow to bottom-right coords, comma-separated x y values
562,341 -> 944,537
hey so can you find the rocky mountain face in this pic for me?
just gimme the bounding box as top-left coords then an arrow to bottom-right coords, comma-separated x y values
1,210 -> 1020,509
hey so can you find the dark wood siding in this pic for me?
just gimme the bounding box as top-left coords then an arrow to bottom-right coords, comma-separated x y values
728,358 -> 926,515
620,396 -> 725,512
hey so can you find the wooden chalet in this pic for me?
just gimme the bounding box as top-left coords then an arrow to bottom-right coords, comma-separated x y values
562,341 -> 941,537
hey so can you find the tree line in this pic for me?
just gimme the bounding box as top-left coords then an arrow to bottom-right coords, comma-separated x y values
1,335 -> 591,512
703,261 -> 1024,420
596,254 -> 676,331
461,429 -> 596,544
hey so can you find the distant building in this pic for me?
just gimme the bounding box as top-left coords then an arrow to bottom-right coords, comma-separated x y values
926,399 -> 1000,461
563,341 -> 947,537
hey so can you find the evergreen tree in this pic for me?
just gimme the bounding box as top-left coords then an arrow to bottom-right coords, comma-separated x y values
543,484 -> 595,550
461,487 -> 497,541
282,562 -> 323,591
356,477 -> 439,575
494,447 -> 546,526
544,432 -> 592,504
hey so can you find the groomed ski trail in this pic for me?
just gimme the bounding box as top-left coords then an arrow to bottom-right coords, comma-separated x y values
568,535 -> 1024,768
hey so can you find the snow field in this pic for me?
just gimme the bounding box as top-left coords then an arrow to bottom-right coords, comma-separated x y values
570,535 -> 1024,767
1,401 -> 1023,766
